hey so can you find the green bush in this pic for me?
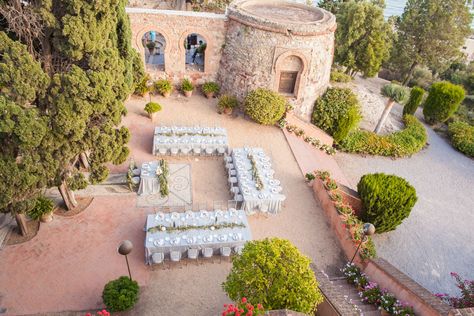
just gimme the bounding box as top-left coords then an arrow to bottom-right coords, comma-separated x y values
244,88 -> 286,125
339,115 -> 427,157
217,94 -> 238,111
153,79 -> 172,95
201,81 -> 220,94
89,164 -> 109,184
423,81 -> 465,124
181,78 -> 194,92
403,86 -> 424,116
311,87 -> 361,142
67,172 -> 88,191
448,121 -> 474,157
27,196 -> 54,220
330,70 -> 352,83
381,83 -> 409,104
358,173 -> 417,233
144,102 -> 162,114
102,276 -> 139,312
134,74 -> 150,96
222,238 -> 324,314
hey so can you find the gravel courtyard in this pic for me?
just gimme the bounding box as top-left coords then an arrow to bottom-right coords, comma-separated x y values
335,102 -> 474,296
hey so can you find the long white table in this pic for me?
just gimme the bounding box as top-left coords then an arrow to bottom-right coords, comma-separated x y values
231,148 -> 285,214
153,126 -> 229,156
144,209 -> 251,264
137,160 -> 161,196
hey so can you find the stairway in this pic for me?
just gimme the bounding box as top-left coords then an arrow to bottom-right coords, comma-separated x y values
329,276 -> 381,316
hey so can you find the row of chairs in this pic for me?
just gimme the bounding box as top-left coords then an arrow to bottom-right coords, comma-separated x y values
224,155 -> 244,204
151,245 -> 244,268
154,146 -> 228,156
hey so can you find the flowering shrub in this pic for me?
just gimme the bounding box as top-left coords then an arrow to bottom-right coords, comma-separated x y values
392,301 -> 415,315
360,282 -> 382,305
283,123 -> 336,155
436,272 -> 474,308
379,291 -> 397,313
85,310 -> 110,316
221,298 -> 265,316
341,263 -> 368,288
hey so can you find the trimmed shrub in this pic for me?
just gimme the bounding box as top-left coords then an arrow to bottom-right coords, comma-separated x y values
67,172 -> 88,191
27,196 -> 54,220
102,276 -> 139,312
381,83 -> 409,104
244,88 -> 286,125
423,81 -> 465,124
222,238 -> 324,314
181,78 -> 194,92
153,79 -> 172,95
217,94 -> 238,111
339,115 -> 427,157
330,70 -> 352,83
448,121 -> 474,157
358,173 -> 417,233
144,102 -> 162,114
403,86 -> 424,116
201,81 -> 220,94
311,87 -> 361,142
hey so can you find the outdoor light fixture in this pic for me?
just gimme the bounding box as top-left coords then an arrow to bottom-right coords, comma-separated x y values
118,240 -> 134,280
146,80 -> 154,102
349,223 -> 375,264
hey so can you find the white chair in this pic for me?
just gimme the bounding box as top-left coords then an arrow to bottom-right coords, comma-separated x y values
217,147 -> 226,155
170,250 -> 182,268
228,177 -> 238,187
229,169 -> 237,176
170,147 -> 179,156
187,248 -> 199,265
181,147 -> 191,155
224,156 -> 233,163
234,193 -> 243,202
220,247 -> 232,262
158,147 -> 168,155
151,252 -> 164,264
230,187 -> 240,195
234,246 -> 244,255
225,163 -> 234,170
205,147 -> 214,156
193,147 -> 202,155
202,247 -> 214,263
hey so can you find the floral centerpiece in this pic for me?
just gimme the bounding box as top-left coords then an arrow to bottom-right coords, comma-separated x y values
247,153 -> 264,191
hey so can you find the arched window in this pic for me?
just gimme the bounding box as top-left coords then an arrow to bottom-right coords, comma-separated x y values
142,31 -> 166,71
184,33 -> 206,72
278,55 -> 303,96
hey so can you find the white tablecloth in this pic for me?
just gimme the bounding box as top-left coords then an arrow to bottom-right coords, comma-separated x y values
144,209 -> 251,264
153,126 -> 229,156
137,161 -> 160,195
231,148 -> 285,214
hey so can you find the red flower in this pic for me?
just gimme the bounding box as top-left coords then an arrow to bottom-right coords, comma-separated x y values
246,311 -> 253,316
85,313 -> 92,316
241,297 -> 247,303
257,304 -> 263,310
222,312 -> 227,316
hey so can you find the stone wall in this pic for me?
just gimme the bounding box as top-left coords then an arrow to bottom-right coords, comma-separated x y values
218,2 -> 336,121
126,8 -> 227,84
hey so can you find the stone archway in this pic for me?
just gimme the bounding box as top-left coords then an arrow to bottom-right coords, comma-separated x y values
178,30 -> 212,73
136,26 -> 172,73
273,51 -> 309,99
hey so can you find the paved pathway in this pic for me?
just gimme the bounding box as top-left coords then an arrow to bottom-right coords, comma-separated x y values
335,109 -> 474,296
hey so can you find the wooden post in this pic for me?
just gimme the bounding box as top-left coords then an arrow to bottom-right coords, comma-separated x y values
374,99 -> 395,134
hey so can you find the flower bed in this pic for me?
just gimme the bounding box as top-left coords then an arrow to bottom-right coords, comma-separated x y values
342,263 -> 416,315
281,121 -> 336,155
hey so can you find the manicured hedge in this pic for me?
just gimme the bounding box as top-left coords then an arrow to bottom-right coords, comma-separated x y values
403,86 -> 424,116
102,276 -> 139,312
244,88 -> 286,125
448,121 -> 474,157
330,70 -> 352,83
339,115 -> 427,157
423,81 -> 465,124
358,173 -> 417,233
311,87 -> 361,142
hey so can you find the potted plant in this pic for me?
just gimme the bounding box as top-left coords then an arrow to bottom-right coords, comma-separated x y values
27,196 -> 55,223
379,292 -> 397,316
201,81 -> 220,98
217,94 -> 238,115
144,102 -> 162,121
154,79 -> 173,97
181,78 -> 194,97
134,74 -> 151,98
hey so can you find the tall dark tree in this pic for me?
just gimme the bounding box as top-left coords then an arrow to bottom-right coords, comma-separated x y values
387,0 -> 472,85
0,0 -> 143,223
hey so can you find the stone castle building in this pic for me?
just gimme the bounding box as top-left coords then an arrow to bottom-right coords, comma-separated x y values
127,0 -> 336,121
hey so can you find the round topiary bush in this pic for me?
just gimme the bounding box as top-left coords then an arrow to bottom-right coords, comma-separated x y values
403,86 -> 424,116
244,88 -> 287,125
423,81 -> 465,124
102,276 -> 139,312
357,173 -> 417,233
222,238 -> 324,314
311,87 -> 361,142
144,102 -> 162,114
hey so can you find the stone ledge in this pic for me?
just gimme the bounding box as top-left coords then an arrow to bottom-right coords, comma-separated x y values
125,7 -> 227,19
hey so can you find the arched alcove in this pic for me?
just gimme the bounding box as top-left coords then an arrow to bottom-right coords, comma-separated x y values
142,31 -> 167,71
183,33 -> 207,72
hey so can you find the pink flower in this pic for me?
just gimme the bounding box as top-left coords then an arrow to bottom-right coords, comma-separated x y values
85,313 -> 92,316
241,297 -> 247,303
257,304 -> 263,310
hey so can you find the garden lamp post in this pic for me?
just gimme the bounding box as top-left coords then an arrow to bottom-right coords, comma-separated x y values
349,223 -> 375,264
118,240 -> 134,281
146,80 -> 153,102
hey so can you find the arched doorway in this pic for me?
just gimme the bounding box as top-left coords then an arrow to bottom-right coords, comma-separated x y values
184,33 -> 206,72
277,55 -> 304,96
142,31 -> 166,71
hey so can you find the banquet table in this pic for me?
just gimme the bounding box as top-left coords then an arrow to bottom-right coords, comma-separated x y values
153,126 -> 228,156
144,209 -> 251,264
137,160 -> 161,196
231,148 -> 285,214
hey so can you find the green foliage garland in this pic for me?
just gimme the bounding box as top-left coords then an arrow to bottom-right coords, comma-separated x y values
423,81 -> 466,124
102,276 -> 139,312
244,88 -> 286,125
247,153 -> 264,191
148,222 -> 245,233
222,238 -> 324,314
311,87 -> 361,142
358,173 -> 417,233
